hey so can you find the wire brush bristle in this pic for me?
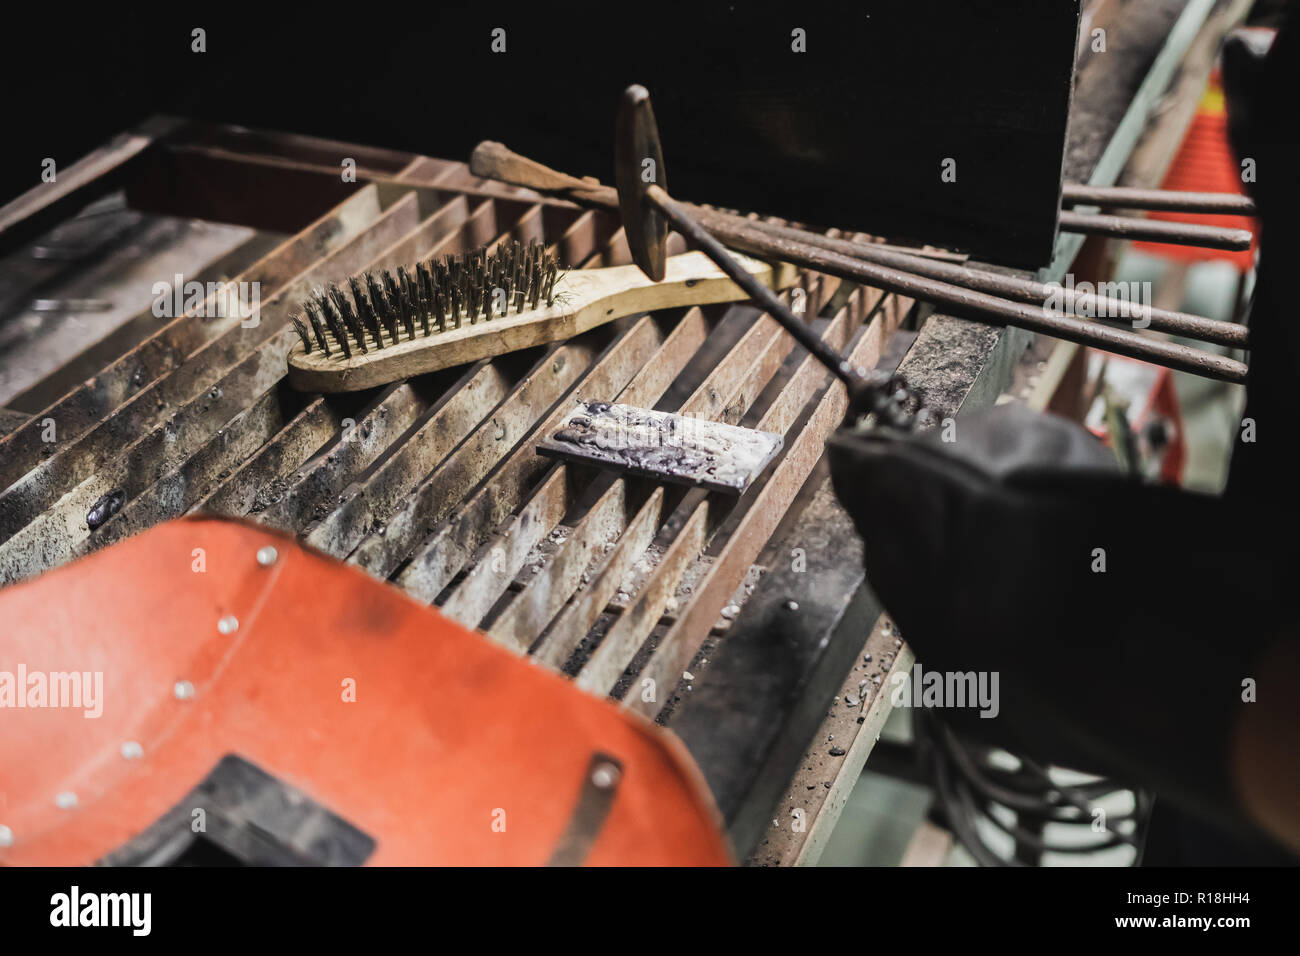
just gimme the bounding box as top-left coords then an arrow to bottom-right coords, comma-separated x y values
290,239 -> 561,358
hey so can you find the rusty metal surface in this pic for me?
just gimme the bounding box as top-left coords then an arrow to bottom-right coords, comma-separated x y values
1060,182 -> 1257,215
0,1 -> 1243,867
1057,208 -> 1253,250
0,129 -> 916,751
0,201 -> 262,410
471,141 -> 1249,373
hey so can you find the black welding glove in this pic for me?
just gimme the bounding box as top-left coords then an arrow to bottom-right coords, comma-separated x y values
823,13 -> 1300,851
823,12 -> 1300,850
828,404 -> 1284,835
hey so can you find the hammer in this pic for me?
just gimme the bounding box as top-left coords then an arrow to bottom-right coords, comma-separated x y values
471,88 -> 1248,381
609,85 -> 920,426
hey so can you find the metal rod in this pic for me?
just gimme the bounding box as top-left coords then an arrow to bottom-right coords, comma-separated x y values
696,209 -> 969,262
646,186 -> 864,390
1057,210 -> 1253,251
688,207 -> 1248,348
709,215 -> 1247,384
470,143 -> 1248,382
1062,183 -> 1256,216
468,144 -> 1247,348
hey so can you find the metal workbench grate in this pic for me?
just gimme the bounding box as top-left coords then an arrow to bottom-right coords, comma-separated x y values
0,125 -> 913,725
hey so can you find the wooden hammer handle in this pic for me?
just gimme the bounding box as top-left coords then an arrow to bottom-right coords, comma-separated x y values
470,141 -> 619,208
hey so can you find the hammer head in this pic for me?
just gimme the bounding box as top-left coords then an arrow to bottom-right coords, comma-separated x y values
615,85 -> 669,282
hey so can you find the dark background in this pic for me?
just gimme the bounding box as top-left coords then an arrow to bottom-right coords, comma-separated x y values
3,2 -> 1080,267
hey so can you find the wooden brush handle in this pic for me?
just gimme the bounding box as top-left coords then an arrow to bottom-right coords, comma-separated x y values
287,251 -> 799,393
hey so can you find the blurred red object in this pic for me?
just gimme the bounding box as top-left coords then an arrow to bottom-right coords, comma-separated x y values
1133,69 -> 1258,271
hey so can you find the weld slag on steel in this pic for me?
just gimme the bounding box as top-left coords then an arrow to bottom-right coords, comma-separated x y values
550,401 -> 782,491
85,489 -> 125,530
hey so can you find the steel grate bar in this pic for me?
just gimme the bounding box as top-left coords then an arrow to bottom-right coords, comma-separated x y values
381,316 -> 663,594
518,278 -> 835,672
0,148 -> 916,730
437,465 -> 571,629
625,293 -> 914,718
371,223 -> 666,591
480,305 -> 722,653
0,190 -> 422,553
190,195 -> 595,530
301,362 -> 511,559
577,498 -> 711,696
0,186 -> 389,495
229,197 -> 534,532
0,327 -> 298,582
190,397 -> 344,518
560,280 -> 856,694
74,384 -> 300,552
269,202 -> 622,561
250,382 -> 433,533
519,483 -> 666,665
